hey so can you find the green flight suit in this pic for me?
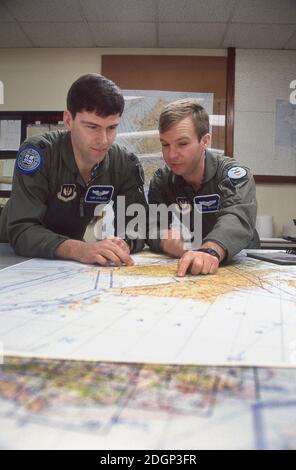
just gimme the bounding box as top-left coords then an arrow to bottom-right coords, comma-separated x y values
0,131 -> 147,258
147,150 -> 260,260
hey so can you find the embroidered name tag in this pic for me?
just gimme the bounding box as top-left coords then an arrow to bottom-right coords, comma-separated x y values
194,194 -> 221,213
85,185 -> 114,203
57,184 -> 77,202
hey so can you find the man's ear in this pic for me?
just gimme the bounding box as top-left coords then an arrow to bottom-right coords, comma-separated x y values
201,133 -> 211,149
63,110 -> 73,130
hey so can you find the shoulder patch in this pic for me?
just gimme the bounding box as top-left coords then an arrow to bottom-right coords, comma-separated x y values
227,166 -> 247,180
16,146 -> 43,174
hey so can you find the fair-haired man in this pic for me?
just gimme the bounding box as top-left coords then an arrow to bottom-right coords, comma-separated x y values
0,74 -> 147,265
148,99 -> 259,276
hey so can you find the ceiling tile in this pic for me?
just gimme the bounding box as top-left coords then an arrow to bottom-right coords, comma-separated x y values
232,0 -> 296,24
159,22 -> 226,48
82,0 -> 156,22
224,23 -> 296,49
158,0 -> 236,22
21,22 -> 94,47
4,0 -> 83,22
0,0 -> 295,49
89,21 -> 156,47
0,23 -> 32,47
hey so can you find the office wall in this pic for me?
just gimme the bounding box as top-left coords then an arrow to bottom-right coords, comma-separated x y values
234,49 -> 296,235
234,49 -> 296,176
0,47 -> 225,205
1,48 -> 295,235
0,47 -> 225,111
255,184 -> 295,237
0,48 -> 101,110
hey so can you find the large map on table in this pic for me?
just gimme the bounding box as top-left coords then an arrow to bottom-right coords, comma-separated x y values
1,357 -> 296,450
0,252 -> 296,366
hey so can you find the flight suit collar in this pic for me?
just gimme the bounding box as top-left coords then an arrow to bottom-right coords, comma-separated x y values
61,131 -> 110,186
171,149 -> 219,194
88,155 -> 110,184
171,173 -> 194,198
61,131 -> 79,176
202,150 -> 219,185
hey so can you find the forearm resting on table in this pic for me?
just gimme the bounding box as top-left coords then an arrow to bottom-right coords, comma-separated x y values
54,239 -> 85,262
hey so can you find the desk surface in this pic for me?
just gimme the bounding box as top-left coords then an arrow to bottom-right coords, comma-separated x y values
260,237 -> 296,249
1,244 -> 296,450
0,243 -> 29,269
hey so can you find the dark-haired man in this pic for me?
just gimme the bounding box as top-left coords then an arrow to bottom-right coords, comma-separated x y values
0,74 -> 147,265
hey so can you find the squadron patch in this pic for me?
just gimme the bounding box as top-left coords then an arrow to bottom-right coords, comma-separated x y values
227,166 -> 247,180
85,185 -> 114,203
176,197 -> 192,214
194,194 -> 221,213
57,184 -> 77,202
16,146 -> 43,174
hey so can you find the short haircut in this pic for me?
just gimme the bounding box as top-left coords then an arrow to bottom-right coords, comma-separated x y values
159,98 -> 209,141
66,73 -> 125,118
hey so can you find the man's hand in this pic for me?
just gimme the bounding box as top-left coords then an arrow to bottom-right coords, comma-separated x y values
159,228 -> 186,258
177,250 -> 219,276
55,238 -> 134,266
107,236 -> 130,253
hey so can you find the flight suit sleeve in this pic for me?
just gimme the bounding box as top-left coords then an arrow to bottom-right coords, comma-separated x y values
114,153 -> 148,253
203,165 -> 258,260
7,144 -> 68,258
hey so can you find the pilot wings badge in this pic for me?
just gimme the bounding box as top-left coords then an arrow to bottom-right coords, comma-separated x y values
85,185 -> 114,203
193,194 -> 221,213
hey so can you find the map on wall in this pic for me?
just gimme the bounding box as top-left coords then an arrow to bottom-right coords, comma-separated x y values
116,90 -> 213,182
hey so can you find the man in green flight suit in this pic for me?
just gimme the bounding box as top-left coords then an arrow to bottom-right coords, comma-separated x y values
148,99 -> 260,276
0,74 -> 147,266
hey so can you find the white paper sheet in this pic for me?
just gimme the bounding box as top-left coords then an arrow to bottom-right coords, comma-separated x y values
0,120 -> 21,151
